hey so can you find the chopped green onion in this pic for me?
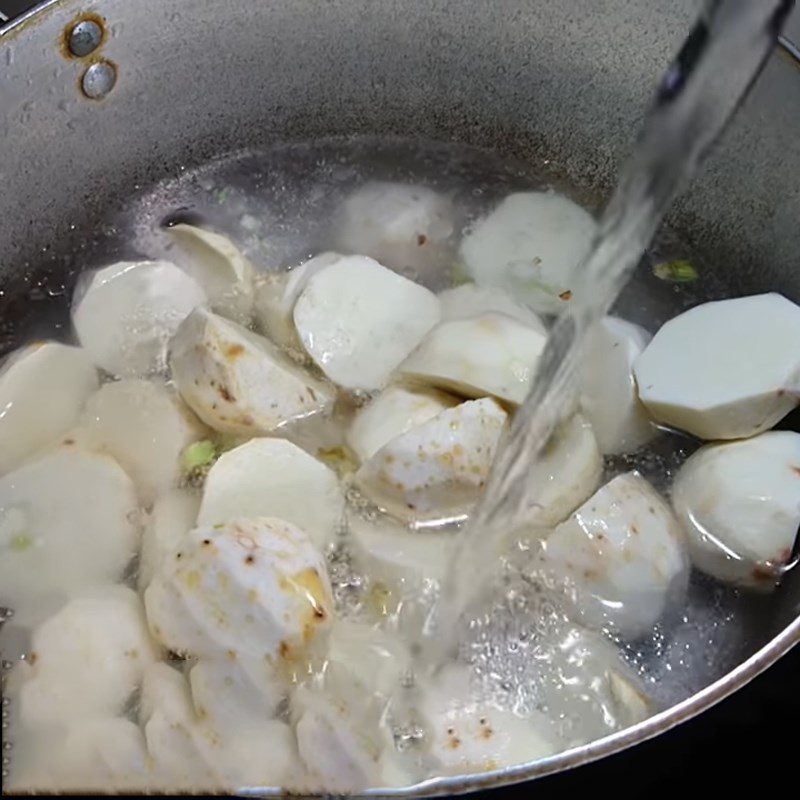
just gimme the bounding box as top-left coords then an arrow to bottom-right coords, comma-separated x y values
181,440 -> 218,475
653,259 -> 699,283
317,445 -> 359,476
10,533 -> 33,552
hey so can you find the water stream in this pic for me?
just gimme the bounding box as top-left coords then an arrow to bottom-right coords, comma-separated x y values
430,0 -> 795,663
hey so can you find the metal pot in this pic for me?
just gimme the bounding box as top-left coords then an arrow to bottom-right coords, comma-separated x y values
2,1 -> 799,795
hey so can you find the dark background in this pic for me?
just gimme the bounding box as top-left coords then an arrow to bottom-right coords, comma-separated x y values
2,0 -> 799,796
0,0 -> 29,23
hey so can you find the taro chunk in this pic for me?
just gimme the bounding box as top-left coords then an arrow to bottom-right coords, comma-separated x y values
170,307 -> 334,435
580,317 -> 655,455
293,255 -> 441,391
197,438 -> 343,549
72,260 -> 206,377
346,385 -> 457,463
633,293 -> 800,440
354,397 -> 507,522
0,341 -> 98,474
459,191 -> 597,315
16,587 -> 156,727
168,224 -> 255,324
400,312 -> 547,405
542,472 -> 688,638
671,431 -> 800,589
144,517 -> 333,661
0,446 -> 139,626
334,181 -> 454,276
80,378 -> 207,503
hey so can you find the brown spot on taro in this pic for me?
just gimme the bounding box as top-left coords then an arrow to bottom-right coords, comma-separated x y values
28,651 -> 38,665
245,554 -> 256,565
648,506 -> 656,515
218,385 -> 235,402
447,727 -> 454,735
227,649 -> 237,661
752,564 -> 776,583
279,641 -> 291,659
778,389 -> 786,397
226,344 -> 245,360
480,726 -> 494,740
631,524 -> 639,534
596,533 -> 605,541
176,552 -> 183,560
202,539 -> 211,546
791,466 -> 800,477
447,736 -> 462,750
584,569 -> 598,580
417,233 -> 428,246
384,454 -> 395,464
63,438 -> 75,445
308,387 -> 317,401
559,290 -> 573,301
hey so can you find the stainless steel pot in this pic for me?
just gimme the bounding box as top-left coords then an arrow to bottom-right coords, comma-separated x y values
2,1 -> 800,795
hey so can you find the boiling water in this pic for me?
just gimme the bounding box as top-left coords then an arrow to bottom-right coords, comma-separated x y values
0,133 -> 763,771
0,0 -> 795,784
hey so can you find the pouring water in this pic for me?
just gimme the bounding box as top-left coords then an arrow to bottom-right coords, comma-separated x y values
426,0 -> 795,665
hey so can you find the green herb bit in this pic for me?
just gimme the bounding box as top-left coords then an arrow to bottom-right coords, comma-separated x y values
181,440 -> 218,474
317,445 -> 359,476
653,259 -> 699,283
11,533 -> 33,552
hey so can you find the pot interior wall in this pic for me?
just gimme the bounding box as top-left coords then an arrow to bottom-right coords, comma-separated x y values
2,0 -> 800,778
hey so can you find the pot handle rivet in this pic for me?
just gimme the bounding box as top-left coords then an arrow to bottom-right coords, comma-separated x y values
67,19 -> 103,58
81,60 -> 117,100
